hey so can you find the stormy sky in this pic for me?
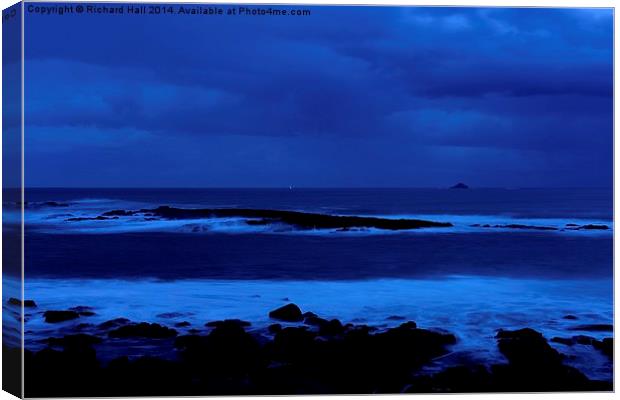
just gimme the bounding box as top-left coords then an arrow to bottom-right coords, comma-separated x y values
21,5 -> 613,188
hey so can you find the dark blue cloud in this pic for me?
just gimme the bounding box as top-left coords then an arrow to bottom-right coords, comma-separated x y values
23,5 -> 613,187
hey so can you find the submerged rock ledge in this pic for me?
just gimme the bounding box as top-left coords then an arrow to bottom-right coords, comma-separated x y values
102,206 -> 454,231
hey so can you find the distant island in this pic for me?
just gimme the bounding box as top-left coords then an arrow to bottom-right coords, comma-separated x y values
450,182 -> 469,189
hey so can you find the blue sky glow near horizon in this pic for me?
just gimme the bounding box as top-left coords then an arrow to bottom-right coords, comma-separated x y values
15,5 -> 613,188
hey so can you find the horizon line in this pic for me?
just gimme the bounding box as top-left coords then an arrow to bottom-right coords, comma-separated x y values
3,186 -> 614,190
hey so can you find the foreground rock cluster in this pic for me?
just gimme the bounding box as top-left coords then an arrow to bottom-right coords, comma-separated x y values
16,302 -> 613,396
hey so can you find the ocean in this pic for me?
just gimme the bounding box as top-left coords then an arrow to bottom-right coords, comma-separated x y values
3,188 -> 613,381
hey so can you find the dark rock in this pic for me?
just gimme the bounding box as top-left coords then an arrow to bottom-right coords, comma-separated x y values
108,323 -> 177,339
550,337 -> 574,346
269,303 -> 303,322
102,209 -> 136,216
386,315 -> 407,321
268,324 -> 282,334
302,311 -> 318,318
398,321 -> 418,329
43,310 -> 80,323
568,324 -> 613,332
573,335 -> 596,345
69,306 -> 96,316
118,205 -> 454,231
8,298 -> 37,307
304,315 -> 328,326
493,327 -> 599,391
578,224 -> 609,230
98,318 -> 131,330
318,319 -> 344,336
562,314 -> 578,320
592,337 -> 613,359
45,334 -> 103,348
496,328 -> 562,366
450,183 -> 469,189
174,321 -> 191,328
176,321 -> 262,378
205,319 -> 251,328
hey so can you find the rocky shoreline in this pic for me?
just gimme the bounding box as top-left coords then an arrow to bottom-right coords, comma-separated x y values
11,300 -> 613,396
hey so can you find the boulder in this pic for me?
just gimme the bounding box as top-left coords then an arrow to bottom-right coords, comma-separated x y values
98,318 -> 131,330
43,310 -> 80,323
592,337 -> 613,359
45,334 -> 103,348
8,298 -> 37,308
205,319 -> 251,328
496,328 -> 562,366
269,303 -> 303,322
568,324 -> 613,332
108,322 -> 177,339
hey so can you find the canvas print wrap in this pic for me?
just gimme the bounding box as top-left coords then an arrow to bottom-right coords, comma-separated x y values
1,2 -> 614,397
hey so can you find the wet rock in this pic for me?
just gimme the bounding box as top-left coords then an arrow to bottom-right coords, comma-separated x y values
550,337 -> 574,346
69,306 -> 96,316
493,328 -> 596,391
43,310 -> 80,323
102,209 -> 136,216
302,311 -> 318,318
318,319 -> 345,336
205,319 -> 251,328
98,318 -> 131,330
562,314 -> 578,320
578,224 -> 609,230
268,324 -> 282,334
568,324 -> 613,332
8,298 -> 37,307
304,315 -> 328,326
175,321 -> 191,328
550,335 -> 596,346
496,328 -> 562,366
176,321 -> 262,377
108,323 -> 177,339
269,303 -> 303,322
45,334 -> 103,348
592,337 -> 613,359
386,315 -> 407,321
270,327 -> 317,362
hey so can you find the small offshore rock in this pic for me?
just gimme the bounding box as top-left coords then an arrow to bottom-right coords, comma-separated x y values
8,298 -> 37,308
43,310 -> 80,323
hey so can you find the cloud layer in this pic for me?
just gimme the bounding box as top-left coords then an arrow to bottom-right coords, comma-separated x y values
23,5 -> 613,187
